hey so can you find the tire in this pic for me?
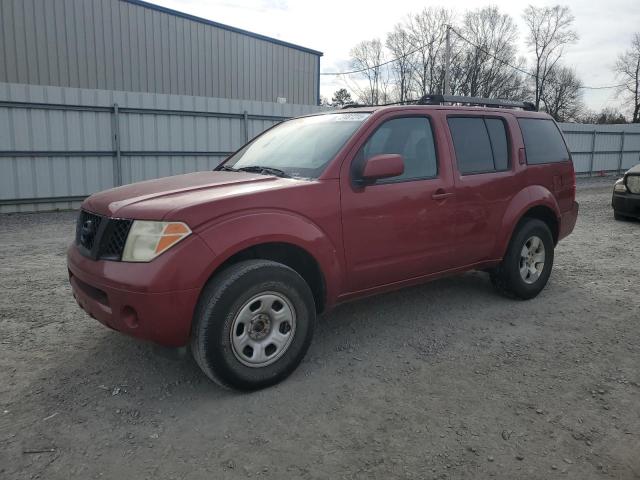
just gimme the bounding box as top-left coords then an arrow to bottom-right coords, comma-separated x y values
191,259 -> 316,391
490,218 -> 554,300
614,212 -> 628,221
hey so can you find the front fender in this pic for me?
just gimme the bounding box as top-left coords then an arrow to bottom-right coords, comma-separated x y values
492,185 -> 560,259
195,210 -> 344,307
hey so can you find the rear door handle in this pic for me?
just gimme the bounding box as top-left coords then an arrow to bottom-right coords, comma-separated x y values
432,191 -> 454,201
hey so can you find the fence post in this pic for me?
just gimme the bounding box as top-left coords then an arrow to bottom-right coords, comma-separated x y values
112,103 -> 123,187
617,131 -> 625,174
243,110 -> 249,143
589,130 -> 597,176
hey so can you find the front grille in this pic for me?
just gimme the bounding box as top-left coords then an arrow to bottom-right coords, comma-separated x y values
75,210 -> 132,261
99,219 -> 132,260
76,210 -> 102,251
627,174 -> 640,194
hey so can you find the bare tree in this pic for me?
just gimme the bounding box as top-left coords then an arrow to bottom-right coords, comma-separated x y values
350,39 -> 385,104
540,65 -> 583,121
523,5 -> 578,110
456,7 -> 527,99
580,108 -> 628,124
406,8 -> 454,97
615,33 -> 640,123
386,24 -> 415,103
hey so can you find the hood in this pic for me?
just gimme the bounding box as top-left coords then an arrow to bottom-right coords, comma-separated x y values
627,163 -> 640,175
82,171 -> 301,222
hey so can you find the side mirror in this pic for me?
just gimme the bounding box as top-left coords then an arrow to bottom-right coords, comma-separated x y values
359,154 -> 404,184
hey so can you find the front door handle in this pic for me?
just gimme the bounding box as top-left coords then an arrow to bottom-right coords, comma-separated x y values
432,191 -> 454,201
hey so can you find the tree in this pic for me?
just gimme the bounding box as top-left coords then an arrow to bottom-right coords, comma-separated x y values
456,7 -> 527,99
540,65 -> 583,121
386,24 -> 415,103
405,7 -> 453,97
523,5 -> 578,110
580,108 -> 628,124
615,33 -> 640,123
350,39 -> 386,105
330,88 -> 353,107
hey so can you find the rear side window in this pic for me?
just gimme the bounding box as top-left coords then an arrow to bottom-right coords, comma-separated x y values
360,117 -> 438,182
518,118 -> 570,164
447,117 -> 510,175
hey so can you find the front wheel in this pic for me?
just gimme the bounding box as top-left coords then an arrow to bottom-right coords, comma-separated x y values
490,218 -> 554,300
191,260 -> 316,390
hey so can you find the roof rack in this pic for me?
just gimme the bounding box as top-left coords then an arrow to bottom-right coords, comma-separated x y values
340,103 -> 370,109
418,94 -> 537,111
339,95 -> 537,111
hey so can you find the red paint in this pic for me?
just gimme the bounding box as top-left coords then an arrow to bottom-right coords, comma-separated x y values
68,105 -> 578,347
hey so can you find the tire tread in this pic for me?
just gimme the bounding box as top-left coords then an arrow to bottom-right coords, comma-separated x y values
190,259 -> 314,390
490,218 -> 554,300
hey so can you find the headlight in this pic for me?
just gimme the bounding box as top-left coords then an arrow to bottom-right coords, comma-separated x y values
614,179 -> 627,193
122,221 -> 191,262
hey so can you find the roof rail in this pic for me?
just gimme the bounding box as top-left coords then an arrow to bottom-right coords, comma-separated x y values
418,94 -> 537,111
340,103 -> 369,109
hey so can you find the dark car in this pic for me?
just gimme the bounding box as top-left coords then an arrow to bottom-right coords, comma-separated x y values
612,164 -> 640,220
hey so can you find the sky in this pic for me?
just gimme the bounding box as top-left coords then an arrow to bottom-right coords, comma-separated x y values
149,0 -> 640,113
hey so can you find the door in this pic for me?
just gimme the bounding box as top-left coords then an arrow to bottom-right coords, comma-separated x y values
446,114 -> 522,266
340,114 -> 456,292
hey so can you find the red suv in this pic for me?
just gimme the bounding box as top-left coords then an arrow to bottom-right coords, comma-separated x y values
68,95 -> 579,390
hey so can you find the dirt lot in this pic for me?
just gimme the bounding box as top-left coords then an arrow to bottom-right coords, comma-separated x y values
1,178 -> 639,480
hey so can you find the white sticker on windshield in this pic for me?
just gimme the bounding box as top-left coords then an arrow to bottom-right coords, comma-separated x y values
332,113 -> 370,122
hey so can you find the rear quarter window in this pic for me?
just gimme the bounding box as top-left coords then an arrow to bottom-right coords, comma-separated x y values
518,118 -> 570,164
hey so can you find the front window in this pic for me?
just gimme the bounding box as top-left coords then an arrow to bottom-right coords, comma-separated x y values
221,113 -> 370,179
356,116 -> 438,182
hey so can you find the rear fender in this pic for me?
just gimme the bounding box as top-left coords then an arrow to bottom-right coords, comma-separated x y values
195,210 -> 344,306
493,186 -> 560,259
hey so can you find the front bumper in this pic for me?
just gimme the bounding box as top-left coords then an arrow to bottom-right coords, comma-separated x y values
612,191 -> 640,218
67,234 -> 213,347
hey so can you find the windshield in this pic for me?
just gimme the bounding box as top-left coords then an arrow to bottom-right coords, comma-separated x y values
221,112 -> 370,179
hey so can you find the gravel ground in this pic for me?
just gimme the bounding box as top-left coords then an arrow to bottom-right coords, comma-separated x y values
1,177 -> 639,480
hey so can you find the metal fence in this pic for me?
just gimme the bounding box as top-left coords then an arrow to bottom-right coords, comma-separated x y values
558,122 -> 640,176
1,82 -> 640,213
0,82 -> 321,213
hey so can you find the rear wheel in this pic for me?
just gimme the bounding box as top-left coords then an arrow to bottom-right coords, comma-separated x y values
191,260 -> 316,390
490,218 -> 554,300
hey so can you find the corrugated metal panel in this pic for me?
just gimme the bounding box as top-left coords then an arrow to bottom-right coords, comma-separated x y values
0,0 -> 322,105
570,153 -> 591,174
0,82 -> 322,213
559,123 -> 640,174
2,83 -> 639,213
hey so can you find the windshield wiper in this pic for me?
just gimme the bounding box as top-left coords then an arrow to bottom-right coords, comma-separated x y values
217,165 -> 237,172
236,166 -> 290,178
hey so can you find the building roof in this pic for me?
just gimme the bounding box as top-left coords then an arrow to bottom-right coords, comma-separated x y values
123,0 -> 323,56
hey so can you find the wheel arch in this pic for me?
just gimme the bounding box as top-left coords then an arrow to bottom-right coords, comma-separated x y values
213,242 -> 328,313
494,186 -> 561,259
519,205 -> 559,245
195,211 -> 344,313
